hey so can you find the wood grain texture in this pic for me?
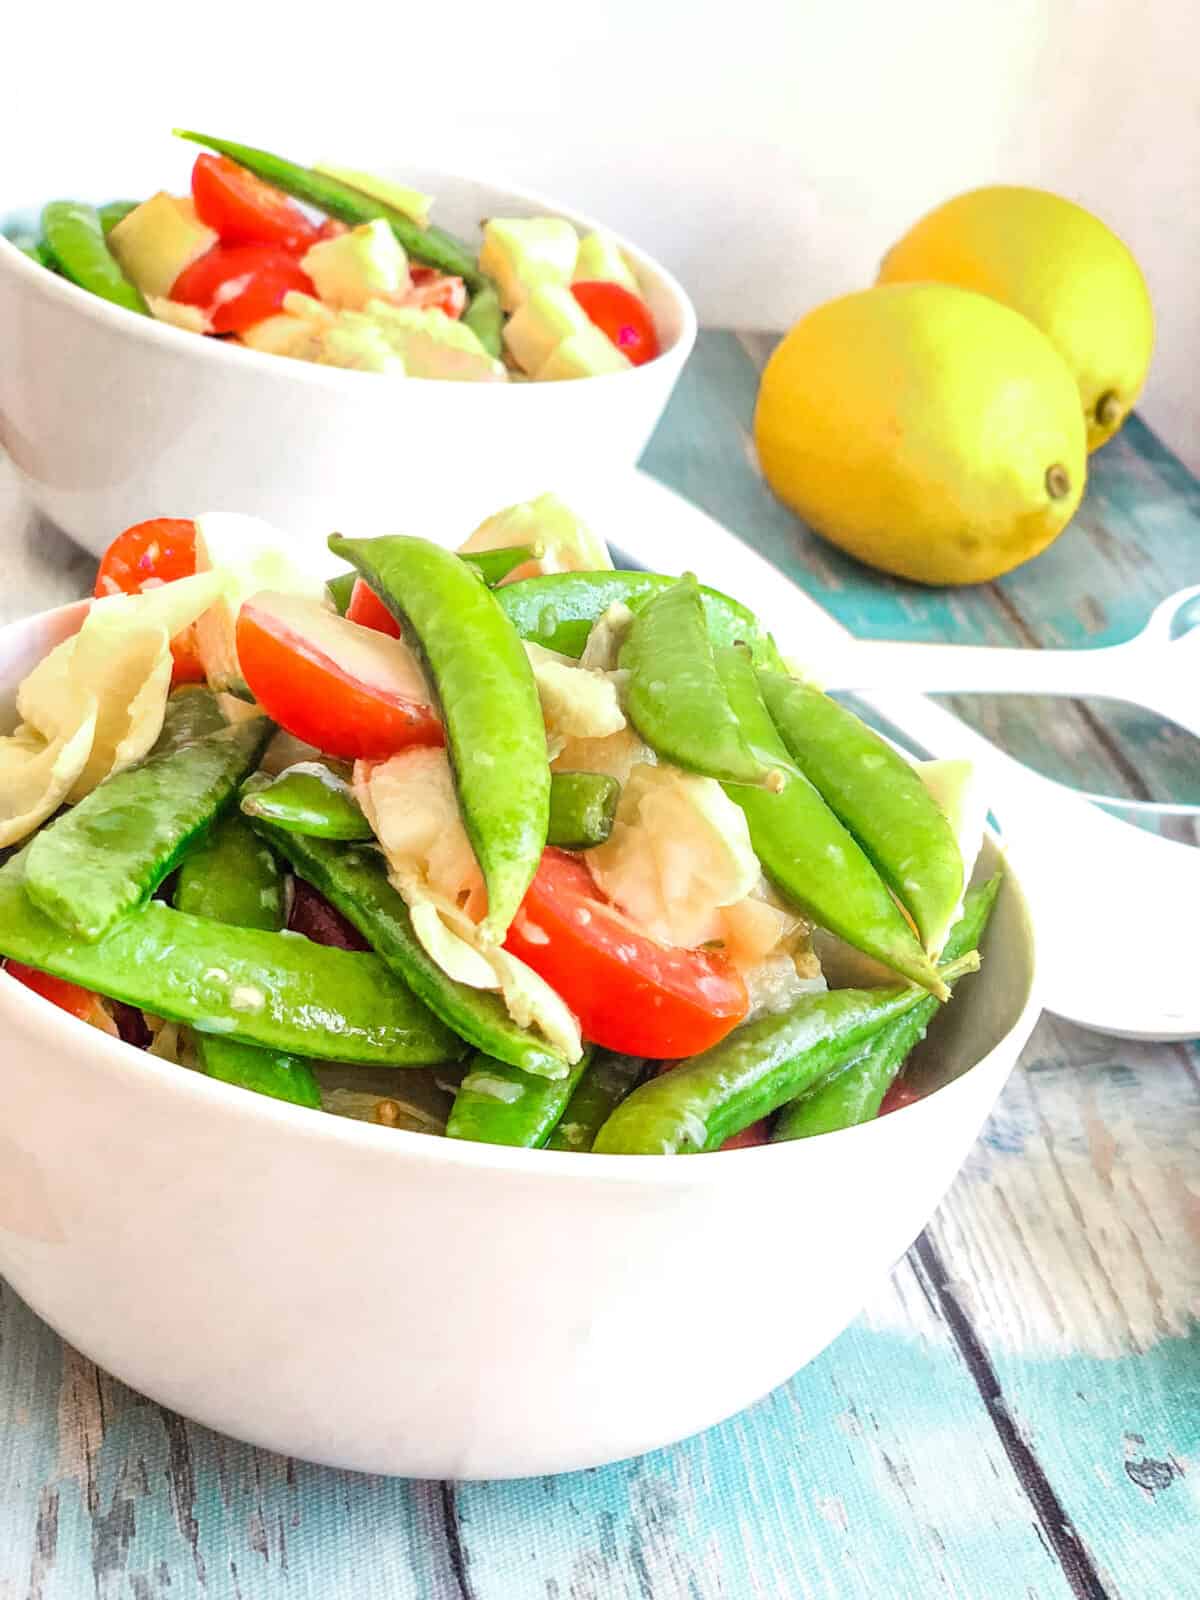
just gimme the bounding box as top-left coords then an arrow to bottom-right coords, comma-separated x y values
1,333 -> 1198,1598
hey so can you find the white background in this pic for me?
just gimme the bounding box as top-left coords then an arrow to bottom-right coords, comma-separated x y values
6,0 -> 1196,469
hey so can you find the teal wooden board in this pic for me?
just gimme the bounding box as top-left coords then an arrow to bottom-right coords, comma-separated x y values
2,334 -> 1198,1597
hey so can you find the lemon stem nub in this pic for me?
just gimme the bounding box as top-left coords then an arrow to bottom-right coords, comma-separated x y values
1095,390 -> 1122,428
1045,464 -> 1071,499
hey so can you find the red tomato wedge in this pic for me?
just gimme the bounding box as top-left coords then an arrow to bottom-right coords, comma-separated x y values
5,961 -> 99,1021
570,281 -> 660,366
236,592 -> 442,760
191,154 -> 319,252
720,1119 -> 770,1150
504,849 -> 749,1058
346,578 -> 402,638
171,245 -> 315,335
93,517 -> 205,683
405,267 -> 467,320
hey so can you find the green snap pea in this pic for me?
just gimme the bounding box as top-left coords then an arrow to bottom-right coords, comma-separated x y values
326,571 -> 356,615
40,201 -> 148,315
460,283 -> 504,359
327,546 -> 539,617
621,578 -> 777,787
545,1051 -> 647,1150
446,1048 -> 592,1148
173,131 -> 486,289
329,534 -> 549,943
716,646 -> 946,998
592,953 -> 978,1155
9,233 -> 52,267
174,811 -> 289,929
247,820 -> 572,1081
98,200 -> 139,235
773,874 -> 1001,1142
151,686 -> 234,755
759,672 -> 964,953
172,812 -> 319,1109
495,570 -> 781,665
547,771 -> 619,848
0,848 -> 459,1065
245,760 -> 613,852
25,717 -> 273,941
241,763 -> 373,841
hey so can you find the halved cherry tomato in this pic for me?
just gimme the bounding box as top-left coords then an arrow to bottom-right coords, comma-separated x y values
315,218 -> 349,241
405,267 -> 467,320
570,281 -> 660,366
721,1119 -> 770,1150
880,1079 -> 922,1116
5,961 -> 99,1022
171,245 -> 315,335
345,578 -> 402,639
504,849 -> 748,1058
191,154 -> 319,252
93,517 -> 205,683
236,592 -> 443,760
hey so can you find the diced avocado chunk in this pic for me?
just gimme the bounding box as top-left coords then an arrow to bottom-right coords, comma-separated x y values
460,492 -> 613,573
192,514 -> 328,693
572,229 -> 639,294
478,218 -> 579,312
535,325 -> 631,381
314,164 -> 434,228
502,283 -> 590,375
363,301 -> 507,382
108,192 -> 217,299
300,220 -> 409,310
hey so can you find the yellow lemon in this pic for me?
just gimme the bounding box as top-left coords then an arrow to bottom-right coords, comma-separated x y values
878,186 -> 1153,451
753,283 -> 1086,586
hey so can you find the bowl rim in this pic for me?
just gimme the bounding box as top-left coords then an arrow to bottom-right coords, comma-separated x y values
0,603 -> 1040,1185
0,160 -> 698,398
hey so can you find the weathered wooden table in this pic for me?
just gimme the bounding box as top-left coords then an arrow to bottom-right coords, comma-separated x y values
1,332 -> 1197,1600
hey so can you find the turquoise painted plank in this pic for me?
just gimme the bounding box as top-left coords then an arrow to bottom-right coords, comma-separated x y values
0,1283 -> 449,1600
922,1017 -> 1200,1600
640,333 -> 1199,805
453,1277 -> 1077,1600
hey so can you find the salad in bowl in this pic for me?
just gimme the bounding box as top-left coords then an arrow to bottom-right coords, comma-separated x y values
12,132 -> 660,383
0,494 -> 998,1156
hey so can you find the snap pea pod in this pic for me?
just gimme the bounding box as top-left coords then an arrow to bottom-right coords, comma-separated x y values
150,686 -> 231,755
758,672 -> 963,953
244,760 -> 614,852
10,234 -> 51,267
0,848 -> 459,1064
716,646 -> 946,998
773,874 -> 1001,1142
460,283 -> 505,361
446,1048 -> 592,1149
329,534 -> 549,943
172,813 -> 320,1109
326,545 -> 538,616
591,952 -> 978,1155
545,1051 -> 647,1150
495,570 -> 781,666
621,577 -> 777,787
546,771 -> 619,848
26,717 -> 273,941
246,819 -> 572,1081
40,201 -> 148,315
173,131 -> 486,290
241,763 -> 373,840
174,811 -> 289,929
98,200 -> 139,235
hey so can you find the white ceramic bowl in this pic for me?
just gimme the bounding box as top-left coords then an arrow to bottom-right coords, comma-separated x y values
0,165 -> 696,558
0,602 -> 1039,1479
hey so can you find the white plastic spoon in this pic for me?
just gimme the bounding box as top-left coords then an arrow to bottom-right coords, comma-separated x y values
816,585 -> 1200,739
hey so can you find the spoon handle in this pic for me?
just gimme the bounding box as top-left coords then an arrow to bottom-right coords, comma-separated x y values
824,638 -> 1134,699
